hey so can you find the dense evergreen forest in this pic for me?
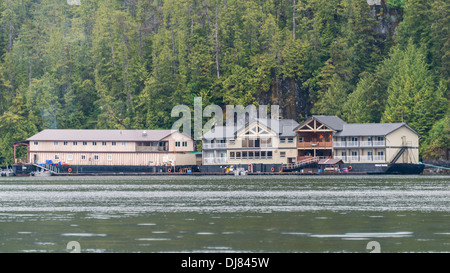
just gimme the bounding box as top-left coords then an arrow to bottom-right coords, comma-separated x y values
0,0 -> 448,165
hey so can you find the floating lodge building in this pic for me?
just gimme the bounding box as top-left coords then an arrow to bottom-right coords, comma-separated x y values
12,115 -> 424,175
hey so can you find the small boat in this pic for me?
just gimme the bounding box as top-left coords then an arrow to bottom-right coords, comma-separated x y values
30,169 -> 52,177
0,166 -> 15,177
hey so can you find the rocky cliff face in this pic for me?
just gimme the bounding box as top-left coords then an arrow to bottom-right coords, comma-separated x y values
275,0 -> 403,121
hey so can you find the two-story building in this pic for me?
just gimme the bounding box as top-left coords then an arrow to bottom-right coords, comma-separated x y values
201,118 -> 299,172
295,115 -> 421,173
23,129 -> 197,170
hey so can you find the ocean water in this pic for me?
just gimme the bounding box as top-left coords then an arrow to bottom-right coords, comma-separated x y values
0,175 -> 449,253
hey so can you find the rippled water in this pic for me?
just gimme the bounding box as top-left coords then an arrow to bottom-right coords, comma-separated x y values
0,175 -> 449,253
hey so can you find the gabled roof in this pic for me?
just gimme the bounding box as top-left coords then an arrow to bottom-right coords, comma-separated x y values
27,129 -> 182,142
334,123 -> 420,137
295,115 -> 347,131
202,118 -> 299,139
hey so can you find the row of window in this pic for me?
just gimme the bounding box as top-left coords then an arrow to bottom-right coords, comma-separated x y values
175,141 -> 188,147
34,141 -> 127,146
338,136 -> 385,142
230,151 -> 274,160
338,151 -> 384,156
54,154 -> 113,161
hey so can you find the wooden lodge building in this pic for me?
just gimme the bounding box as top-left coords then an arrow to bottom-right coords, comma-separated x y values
14,129 -> 199,174
201,115 -> 423,174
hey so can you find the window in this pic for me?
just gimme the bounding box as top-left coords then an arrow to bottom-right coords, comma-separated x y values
248,151 -> 254,159
229,140 -> 235,145
351,137 -> 358,142
73,141 -> 78,146
288,138 -> 294,143
94,155 -> 99,160
102,141 -> 107,146
112,141 -> 116,146
341,137 -> 347,142
267,151 -> 273,158
83,141 -> 87,146
280,138 -> 286,144
261,151 -> 266,158
67,154 -> 73,161
122,142 -> 126,146
81,155 -> 86,160
54,141 -> 59,146
341,151 -> 347,156
236,152 -> 241,159
261,138 -> 272,148
352,151 -> 358,156
34,141 -> 38,145
255,151 -> 260,158
242,151 -> 248,159
368,151 -> 373,156
64,141 -> 68,146
378,151 -> 384,156
175,141 -> 181,147
230,152 -> 235,159
55,155 -> 60,160
280,152 -> 286,158
182,141 -> 188,147
107,154 -> 112,161
298,137 -> 304,143
92,141 -> 97,146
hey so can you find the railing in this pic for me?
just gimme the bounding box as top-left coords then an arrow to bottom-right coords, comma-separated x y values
284,156 -> 322,170
374,155 -> 385,161
360,141 -> 372,147
203,157 -> 227,164
203,158 -> 215,164
347,142 -> 359,147
359,155 -> 373,162
203,143 -> 228,149
333,142 -> 346,147
216,157 -> 227,163
347,156 -> 359,162
373,141 -> 385,147
203,143 -> 215,149
136,147 -> 168,152
298,141 -> 332,148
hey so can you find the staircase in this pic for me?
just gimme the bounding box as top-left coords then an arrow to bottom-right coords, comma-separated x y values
390,147 -> 407,163
283,157 -> 320,171
32,164 -> 59,174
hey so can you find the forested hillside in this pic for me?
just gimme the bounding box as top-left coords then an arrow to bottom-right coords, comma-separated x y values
0,0 -> 448,165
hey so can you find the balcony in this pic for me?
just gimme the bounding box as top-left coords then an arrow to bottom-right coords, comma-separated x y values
203,143 -> 215,149
216,157 -> 227,163
374,155 -> 385,161
203,157 -> 215,164
203,143 -> 228,149
347,142 -> 359,147
298,141 -> 332,149
347,156 -> 359,162
136,146 -> 168,152
333,141 -> 346,147
359,155 -> 373,162
215,143 -> 228,149
203,157 -> 227,164
373,141 -> 385,147
360,141 -> 372,147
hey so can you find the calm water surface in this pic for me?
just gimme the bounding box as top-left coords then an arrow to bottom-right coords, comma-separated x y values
0,175 -> 449,253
